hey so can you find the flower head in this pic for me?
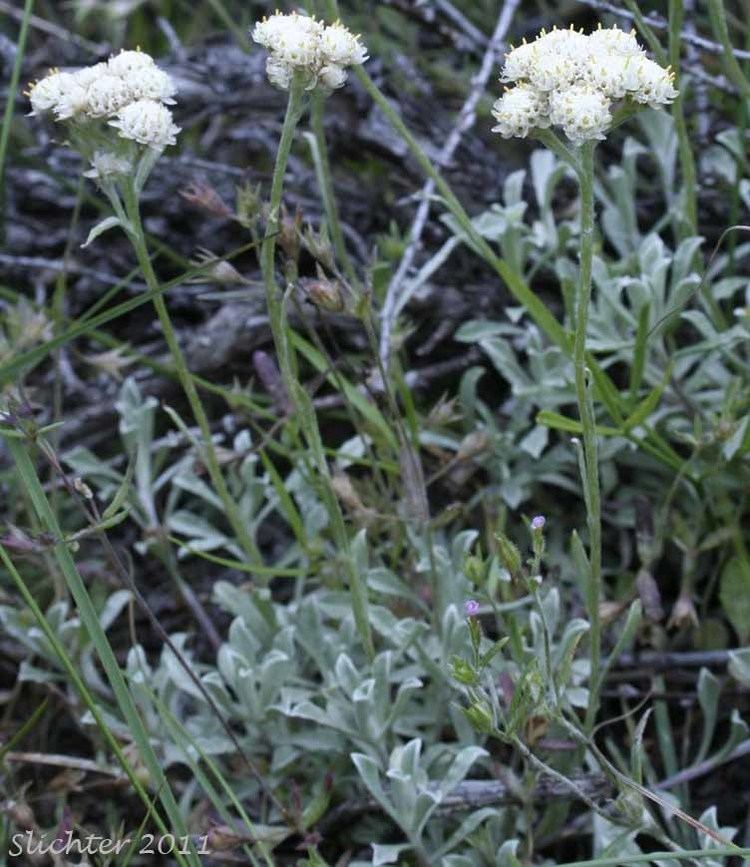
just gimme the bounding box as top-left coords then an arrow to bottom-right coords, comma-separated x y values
265,56 -> 294,91
28,51 -> 179,132
492,23 -> 676,145
319,64 -> 348,92
464,599 -> 481,617
549,84 -> 612,144
251,12 -> 367,93
531,515 -> 546,531
631,57 -> 678,107
27,71 -> 73,116
51,80 -> 89,120
109,99 -> 180,149
122,65 -> 177,104
320,21 -> 368,66
583,54 -> 640,99
83,151 -> 133,181
72,63 -> 110,89
527,52 -> 579,93
107,49 -> 156,77
501,40 -> 538,83
253,12 -> 322,66
85,74 -> 131,118
588,24 -> 643,58
491,83 -> 547,138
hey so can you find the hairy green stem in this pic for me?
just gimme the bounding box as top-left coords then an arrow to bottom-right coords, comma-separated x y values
308,91 -> 357,284
121,183 -> 261,566
576,143 -> 603,732
260,76 -> 374,660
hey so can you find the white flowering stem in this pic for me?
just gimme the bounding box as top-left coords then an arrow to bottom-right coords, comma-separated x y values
261,77 -> 306,363
308,91 -> 358,285
119,179 -> 262,567
261,74 -> 375,661
575,142 -> 603,732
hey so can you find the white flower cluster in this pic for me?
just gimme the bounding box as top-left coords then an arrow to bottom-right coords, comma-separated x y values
28,50 -> 180,149
252,12 -> 368,92
492,25 -> 678,145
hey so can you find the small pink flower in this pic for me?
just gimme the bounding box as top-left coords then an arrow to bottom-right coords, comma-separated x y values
531,515 -> 546,530
465,599 -> 481,617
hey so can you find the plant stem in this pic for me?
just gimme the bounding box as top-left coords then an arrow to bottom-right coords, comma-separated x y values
261,79 -> 306,363
308,91 -> 358,284
260,76 -> 374,660
121,183 -> 261,566
576,142 -> 603,732
4,439 -> 198,865
0,541 -> 183,853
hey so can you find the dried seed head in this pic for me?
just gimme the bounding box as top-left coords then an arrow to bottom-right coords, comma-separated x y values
301,277 -> 345,312
180,180 -> 234,219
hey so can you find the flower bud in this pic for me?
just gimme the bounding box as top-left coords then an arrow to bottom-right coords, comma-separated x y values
450,656 -> 479,686
495,531 -> 523,582
278,205 -> 302,264
464,599 -> 481,617
463,700 -> 494,733
301,277 -> 345,312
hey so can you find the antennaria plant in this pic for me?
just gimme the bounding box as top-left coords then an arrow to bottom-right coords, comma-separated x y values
3,1 -> 750,864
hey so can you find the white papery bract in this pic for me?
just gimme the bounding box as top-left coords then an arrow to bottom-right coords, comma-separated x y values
109,99 -> 180,149
492,85 -> 547,138
85,74 -> 131,118
549,85 -> 612,144
251,12 -> 367,93
493,23 -> 676,144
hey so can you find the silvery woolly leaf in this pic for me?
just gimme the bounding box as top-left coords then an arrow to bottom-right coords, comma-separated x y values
371,843 -> 412,865
81,216 -> 122,248
351,753 -> 399,824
